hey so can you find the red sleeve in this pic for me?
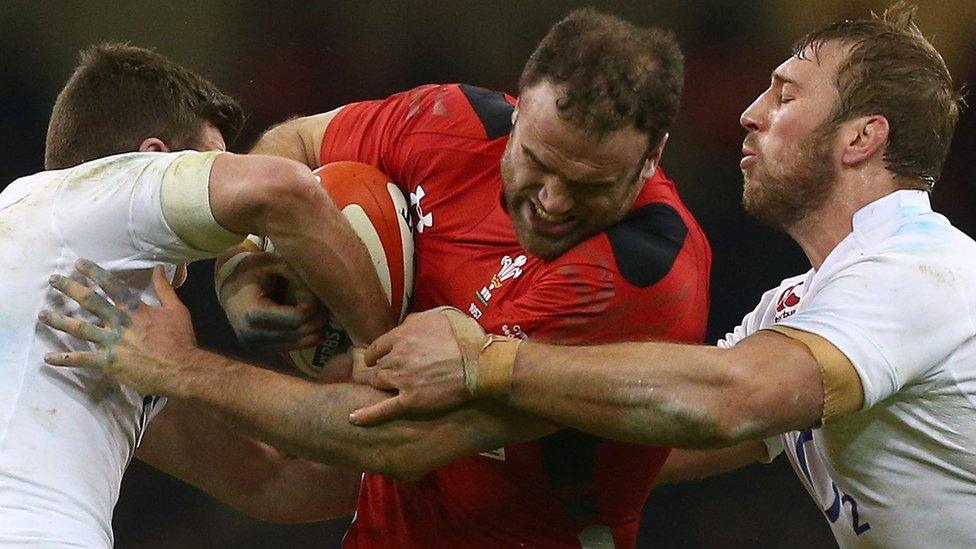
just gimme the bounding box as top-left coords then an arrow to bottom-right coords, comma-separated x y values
320,84 -> 486,194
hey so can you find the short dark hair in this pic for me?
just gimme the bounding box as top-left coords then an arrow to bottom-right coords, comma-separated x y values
794,2 -> 965,190
45,43 -> 244,169
519,8 -> 684,148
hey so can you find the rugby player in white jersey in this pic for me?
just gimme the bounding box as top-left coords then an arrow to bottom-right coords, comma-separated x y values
0,44 -> 393,546
333,4 -> 974,547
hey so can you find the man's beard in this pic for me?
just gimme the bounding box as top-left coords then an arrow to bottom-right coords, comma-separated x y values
742,124 -> 839,230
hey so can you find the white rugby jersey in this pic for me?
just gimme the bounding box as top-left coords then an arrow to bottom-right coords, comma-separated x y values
0,151 -> 219,547
719,190 -> 976,548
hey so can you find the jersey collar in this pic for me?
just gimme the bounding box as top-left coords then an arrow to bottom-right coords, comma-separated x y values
851,189 -> 932,235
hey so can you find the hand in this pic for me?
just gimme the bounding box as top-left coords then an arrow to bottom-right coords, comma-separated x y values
348,310 -> 470,425
219,252 -> 328,350
39,259 -> 198,396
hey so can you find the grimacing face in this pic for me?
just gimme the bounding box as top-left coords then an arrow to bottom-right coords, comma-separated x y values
501,82 -> 655,260
739,42 -> 847,229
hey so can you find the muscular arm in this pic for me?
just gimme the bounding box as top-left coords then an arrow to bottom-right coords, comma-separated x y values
206,152 -> 391,344
170,347 -> 554,481
248,108 -> 343,167
507,331 -> 823,448
138,399 -> 360,523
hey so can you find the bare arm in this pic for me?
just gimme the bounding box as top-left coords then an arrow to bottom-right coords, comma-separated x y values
138,399 -> 360,523
504,332 -> 822,448
354,312 -> 824,449
248,108 -> 343,167
40,264 -> 554,481
168,346 -> 553,481
207,152 -> 391,344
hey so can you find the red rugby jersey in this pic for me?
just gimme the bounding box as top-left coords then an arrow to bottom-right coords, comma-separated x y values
321,84 -> 711,549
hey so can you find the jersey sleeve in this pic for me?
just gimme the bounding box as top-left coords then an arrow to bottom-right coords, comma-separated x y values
320,85 -> 444,193
54,151 -> 224,269
778,254 -> 976,408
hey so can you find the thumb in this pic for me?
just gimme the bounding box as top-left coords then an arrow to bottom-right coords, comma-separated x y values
152,266 -> 180,307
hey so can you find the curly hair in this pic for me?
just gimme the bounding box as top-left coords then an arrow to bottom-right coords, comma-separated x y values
45,43 -> 244,169
519,8 -> 684,148
794,2 -> 965,190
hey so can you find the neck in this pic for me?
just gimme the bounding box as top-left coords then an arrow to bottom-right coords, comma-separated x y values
786,167 -> 900,270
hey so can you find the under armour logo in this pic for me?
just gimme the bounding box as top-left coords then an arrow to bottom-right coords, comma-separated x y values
409,185 -> 433,233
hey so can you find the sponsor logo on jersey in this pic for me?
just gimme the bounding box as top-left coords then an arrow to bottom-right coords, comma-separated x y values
409,185 -> 433,233
775,281 -> 804,322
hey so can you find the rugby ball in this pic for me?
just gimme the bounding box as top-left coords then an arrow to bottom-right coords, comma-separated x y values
265,161 -> 414,378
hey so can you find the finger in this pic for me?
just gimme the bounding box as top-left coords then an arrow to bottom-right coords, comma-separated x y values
298,314 -> 329,338
245,306 -> 307,330
43,350 -> 103,370
49,274 -> 124,326
151,265 -> 182,308
37,310 -> 114,345
288,332 -> 326,351
75,259 -> 141,310
348,395 -> 408,426
363,330 -> 398,367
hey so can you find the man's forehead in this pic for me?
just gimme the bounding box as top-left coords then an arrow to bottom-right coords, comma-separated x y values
774,43 -> 845,85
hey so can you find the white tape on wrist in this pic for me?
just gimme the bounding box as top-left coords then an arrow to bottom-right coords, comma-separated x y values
215,251 -> 253,303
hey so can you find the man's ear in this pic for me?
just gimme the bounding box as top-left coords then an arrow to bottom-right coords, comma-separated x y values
139,137 -> 171,153
640,133 -> 669,179
841,115 -> 889,167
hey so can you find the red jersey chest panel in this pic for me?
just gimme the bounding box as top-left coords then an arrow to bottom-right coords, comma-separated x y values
322,84 -> 712,549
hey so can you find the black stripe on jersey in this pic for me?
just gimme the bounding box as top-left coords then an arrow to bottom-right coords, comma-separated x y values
606,202 -> 688,288
459,83 -> 514,140
539,429 -> 601,523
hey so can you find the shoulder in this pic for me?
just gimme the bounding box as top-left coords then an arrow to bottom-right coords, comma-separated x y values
62,151 -> 193,186
382,83 -> 515,142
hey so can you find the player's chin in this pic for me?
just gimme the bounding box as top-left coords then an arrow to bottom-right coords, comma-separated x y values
519,231 -> 580,261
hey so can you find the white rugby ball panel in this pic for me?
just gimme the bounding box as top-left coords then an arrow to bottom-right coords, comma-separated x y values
341,204 -> 393,306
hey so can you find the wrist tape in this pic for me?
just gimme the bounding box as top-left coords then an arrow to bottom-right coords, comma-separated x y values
429,306 -> 522,399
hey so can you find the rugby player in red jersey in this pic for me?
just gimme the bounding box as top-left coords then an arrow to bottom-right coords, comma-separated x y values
39,10 -> 711,548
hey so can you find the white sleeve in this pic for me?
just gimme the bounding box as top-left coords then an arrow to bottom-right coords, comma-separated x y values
778,254 -> 975,408
716,285 -> 783,349
54,151 -> 226,269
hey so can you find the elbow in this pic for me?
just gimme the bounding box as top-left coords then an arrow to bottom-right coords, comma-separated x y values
705,365 -> 811,447
682,362 -> 774,449
252,159 -> 328,234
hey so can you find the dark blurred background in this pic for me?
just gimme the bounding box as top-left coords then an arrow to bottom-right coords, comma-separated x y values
2,0 -> 973,547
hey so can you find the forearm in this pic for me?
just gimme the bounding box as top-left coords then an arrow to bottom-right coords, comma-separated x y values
261,181 -> 393,344
208,153 -> 392,343
508,332 -> 822,448
167,349 -> 551,480
139,400 -> 359,522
